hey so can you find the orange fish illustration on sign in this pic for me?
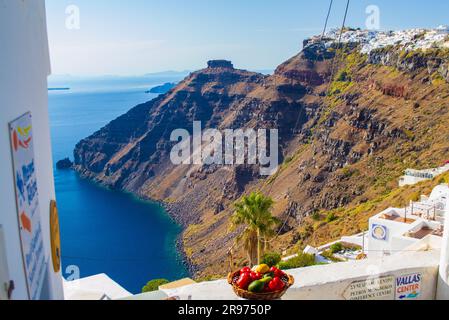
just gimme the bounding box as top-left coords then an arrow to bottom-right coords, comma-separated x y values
20,212 -> 32,233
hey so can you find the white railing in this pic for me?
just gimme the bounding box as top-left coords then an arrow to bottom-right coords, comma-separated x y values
406,202 -> 445,221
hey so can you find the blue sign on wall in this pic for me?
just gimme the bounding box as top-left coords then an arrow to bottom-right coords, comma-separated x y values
372,224 -> 388,241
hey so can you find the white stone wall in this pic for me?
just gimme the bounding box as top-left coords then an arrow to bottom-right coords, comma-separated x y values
399,175 -> 428,187
0,0 -> 63,300
368,216 -> 417,258
284,250 -> 439,300
137,250 -> 440,300
390,236 -> 418,254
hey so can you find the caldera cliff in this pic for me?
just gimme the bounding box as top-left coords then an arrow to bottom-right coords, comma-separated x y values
74,29 -> 449,278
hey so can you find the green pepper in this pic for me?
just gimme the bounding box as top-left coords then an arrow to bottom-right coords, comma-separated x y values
248,280 -> 265,293
260,276 -> 273,284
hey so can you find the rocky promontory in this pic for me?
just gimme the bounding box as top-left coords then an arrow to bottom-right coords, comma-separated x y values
147,82 -> 177,94
56,158 -> 73,170
207,60 -> 234,69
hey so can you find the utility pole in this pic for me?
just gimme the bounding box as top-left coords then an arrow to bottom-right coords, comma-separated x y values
362,231 -> 365,257
228,248 -> 234,272
321,0 -> 334,40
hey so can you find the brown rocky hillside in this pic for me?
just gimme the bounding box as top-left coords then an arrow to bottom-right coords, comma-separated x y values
74,38 -> 449,278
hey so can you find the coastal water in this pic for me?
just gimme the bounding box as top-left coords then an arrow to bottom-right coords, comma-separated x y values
48,76 -> 189,294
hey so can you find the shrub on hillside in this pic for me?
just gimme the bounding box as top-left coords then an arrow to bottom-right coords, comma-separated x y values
336,70 -> 350,82
321,250 -> 345,263
330,242 -> 343,254
326,212 -> 338,223
261,252 -> 282,267
311,210 -> 321,221
142,279 -> 169,293
277,253 -> 316,270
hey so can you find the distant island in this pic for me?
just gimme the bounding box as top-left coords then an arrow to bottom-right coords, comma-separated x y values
48,87 -> 70,91
146,82 -> 177,94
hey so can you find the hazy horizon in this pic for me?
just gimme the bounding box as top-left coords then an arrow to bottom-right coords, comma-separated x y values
48,68 -> 275,80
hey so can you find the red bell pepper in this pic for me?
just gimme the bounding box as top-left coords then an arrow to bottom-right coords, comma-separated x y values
263,284 -> 272,293
268,277 -> 285,292
270,266 -> 285,278
236,272 -> 252,290
250,271 -> 262,281
240,267 -> 251,274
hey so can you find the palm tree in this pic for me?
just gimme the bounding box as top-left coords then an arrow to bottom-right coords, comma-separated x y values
230,192 -> 280,266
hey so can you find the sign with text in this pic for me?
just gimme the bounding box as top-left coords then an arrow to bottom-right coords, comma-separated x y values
9,112 -> 47,300
395,273 -> 422,300
343,276 -> 395,300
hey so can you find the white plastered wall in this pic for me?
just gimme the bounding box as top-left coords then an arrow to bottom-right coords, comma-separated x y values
0,0 -> 63,300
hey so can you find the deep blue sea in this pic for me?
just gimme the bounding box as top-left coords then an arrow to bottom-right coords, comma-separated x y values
48,75 -> 189,294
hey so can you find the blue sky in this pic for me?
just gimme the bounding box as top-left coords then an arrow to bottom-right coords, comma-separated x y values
46,0 -> 449,76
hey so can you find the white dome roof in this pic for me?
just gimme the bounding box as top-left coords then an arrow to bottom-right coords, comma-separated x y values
429,184 -> 449,201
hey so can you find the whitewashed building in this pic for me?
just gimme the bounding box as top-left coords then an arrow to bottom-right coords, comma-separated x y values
367,185 -> 448,259
308,26 -> 449,54
399,164 -> 449,187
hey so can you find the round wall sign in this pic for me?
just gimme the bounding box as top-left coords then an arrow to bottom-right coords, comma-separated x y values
372,224 -> 388,241
49,200 -> 61,273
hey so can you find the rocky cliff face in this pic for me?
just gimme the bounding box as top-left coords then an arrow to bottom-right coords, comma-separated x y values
74,38 -> 449,278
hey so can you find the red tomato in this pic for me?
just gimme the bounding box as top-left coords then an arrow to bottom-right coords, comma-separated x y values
268,277 -> 285,292
236,272 -> 252,290
250,272 -> 262,281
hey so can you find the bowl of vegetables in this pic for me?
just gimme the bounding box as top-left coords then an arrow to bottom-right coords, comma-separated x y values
227,264 -> 294,300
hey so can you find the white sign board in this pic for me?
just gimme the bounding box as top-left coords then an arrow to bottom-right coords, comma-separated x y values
395,273 -> 422,300
343,276 -> 395,300
9,113 -> 47,300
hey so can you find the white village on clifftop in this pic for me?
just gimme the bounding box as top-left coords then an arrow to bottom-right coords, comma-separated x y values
306,25 -> 449,53
1,1 -> 449,301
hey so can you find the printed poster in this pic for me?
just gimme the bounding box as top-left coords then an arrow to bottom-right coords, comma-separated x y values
395,273 -> 422,300
9,112 -> 47,300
